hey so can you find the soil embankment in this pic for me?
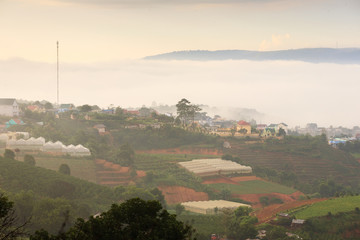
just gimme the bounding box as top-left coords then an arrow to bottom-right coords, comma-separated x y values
158,185 -> 209,204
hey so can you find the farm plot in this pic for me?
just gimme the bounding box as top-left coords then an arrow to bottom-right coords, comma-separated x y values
206,180 -> 297,195
293,196 -> 360,219
32,156 -> 97,183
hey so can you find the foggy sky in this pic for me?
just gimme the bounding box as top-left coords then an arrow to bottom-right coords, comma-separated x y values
1,58 -> 359,128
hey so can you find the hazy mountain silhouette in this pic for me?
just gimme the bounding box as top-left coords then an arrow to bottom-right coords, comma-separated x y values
144,48 -> 360,64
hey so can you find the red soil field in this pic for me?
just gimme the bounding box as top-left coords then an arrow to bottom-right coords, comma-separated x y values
158,186 -> 209,204
233,191 -> 304,209
137,147 -> 223,156
254,197 -> 327,223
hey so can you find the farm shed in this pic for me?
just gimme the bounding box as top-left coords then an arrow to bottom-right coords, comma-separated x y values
181,200 -> 251,214
178,158 -> 252,177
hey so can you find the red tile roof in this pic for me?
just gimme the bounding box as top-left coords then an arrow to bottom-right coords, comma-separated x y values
237,120 -> 250,126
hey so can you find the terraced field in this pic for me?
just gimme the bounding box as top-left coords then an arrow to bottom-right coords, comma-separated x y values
225,140 -> 360,185
32,156 -> 98,183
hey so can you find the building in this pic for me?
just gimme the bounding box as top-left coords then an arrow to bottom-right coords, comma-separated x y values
181,200 -> 251,214
178,158 -> 252,177
236,120 -> 252,134
0,99 -> 20,117
94,124 -> 106,133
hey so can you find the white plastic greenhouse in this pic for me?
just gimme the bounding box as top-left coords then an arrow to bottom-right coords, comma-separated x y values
181,200 -> 251,214
178,158 -> 252,177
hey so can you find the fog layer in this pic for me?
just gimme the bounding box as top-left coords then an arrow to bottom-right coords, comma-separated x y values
1,59 -> 359,128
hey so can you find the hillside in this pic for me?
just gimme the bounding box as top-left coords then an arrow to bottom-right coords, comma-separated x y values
144,48 -> 360,64
0,157 -> 117,208
224,136 -> 360,194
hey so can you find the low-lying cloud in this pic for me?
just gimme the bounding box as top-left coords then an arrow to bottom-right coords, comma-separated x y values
1,58 -> 359,128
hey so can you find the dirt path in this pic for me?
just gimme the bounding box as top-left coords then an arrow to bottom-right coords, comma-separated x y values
254,198 -> 327,223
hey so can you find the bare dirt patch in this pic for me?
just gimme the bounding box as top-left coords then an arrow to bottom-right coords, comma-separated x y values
158,186 -> 208,204
233,191 -> 304,209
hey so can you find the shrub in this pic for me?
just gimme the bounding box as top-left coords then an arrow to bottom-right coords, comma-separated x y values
24,154 -> 36,166
58,164 -> 71,175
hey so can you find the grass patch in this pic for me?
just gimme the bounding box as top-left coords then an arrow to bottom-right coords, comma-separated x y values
293,196 -> 360,219
351,152 -> 360,159
206,180 -> 296,195
31,156 -> 97,183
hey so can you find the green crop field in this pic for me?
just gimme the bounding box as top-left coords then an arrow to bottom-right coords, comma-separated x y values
293,196 -> 360,219
351,152 -> 360,159
206,180 -> 296,195
32,156 -> 97,183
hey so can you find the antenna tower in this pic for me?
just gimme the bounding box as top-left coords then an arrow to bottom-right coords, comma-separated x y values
57,41 -> 59,106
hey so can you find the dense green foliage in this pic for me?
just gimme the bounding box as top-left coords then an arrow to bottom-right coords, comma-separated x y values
0,193 -> 28,239
299,210 -> 360,239
226,135 -> 360,195
30,198 -> 196,240
339,140 -> 360,153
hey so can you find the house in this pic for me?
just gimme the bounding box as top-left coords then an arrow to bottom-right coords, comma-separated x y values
236,120 -> 251,134
5,119 -> 24,128
57,103 -> 75,113
261,128 -> 276,137
93,124 -> 106,133
256,124 -> 267,131
27,105 -> 45,113
0,99 -> 20,117
291,219 -> 305,228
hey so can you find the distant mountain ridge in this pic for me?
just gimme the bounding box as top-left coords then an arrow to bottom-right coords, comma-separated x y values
144,48 -> 360,64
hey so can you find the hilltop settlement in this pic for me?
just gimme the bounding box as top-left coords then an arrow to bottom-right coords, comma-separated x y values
1,98 -> 360,240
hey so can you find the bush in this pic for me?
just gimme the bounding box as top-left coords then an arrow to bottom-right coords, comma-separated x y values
24,154 -> 36,166
58,164 -> 71,175
4,149 -> 15,160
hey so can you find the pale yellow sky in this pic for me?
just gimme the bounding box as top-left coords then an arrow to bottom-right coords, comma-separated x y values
1,0 -> 359,62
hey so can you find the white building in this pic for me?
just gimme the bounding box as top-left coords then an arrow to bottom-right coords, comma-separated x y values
178,158 -> 252,177
0,99 -> 20,117
181,200 -> 251,214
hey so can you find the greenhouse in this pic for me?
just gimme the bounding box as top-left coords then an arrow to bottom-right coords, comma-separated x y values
181,200 -> 251,214
178,158 -> 252,177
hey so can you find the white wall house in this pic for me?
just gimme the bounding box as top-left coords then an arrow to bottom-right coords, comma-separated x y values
0,99 -> 20,117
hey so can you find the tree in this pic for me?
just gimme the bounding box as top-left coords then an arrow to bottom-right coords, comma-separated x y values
230,127 -> 237,137
220,189 -> 232,200
31,198 -> 195,240
3,149 -> 15,160
44,102 -> 53,110
114,143 -> 135,166
227,206 -> 257,240
175,98 -> 201,128
0,193 -> 28,240
278,128 -> 286,137
79,104 -> 92,112
24,154 -> 36,166
176,98 -> 191,127
239,128 -> 248,135
175,204 -> 185,216
58,164 -> 71,175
